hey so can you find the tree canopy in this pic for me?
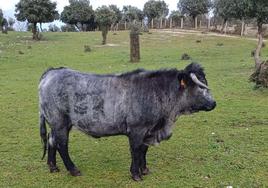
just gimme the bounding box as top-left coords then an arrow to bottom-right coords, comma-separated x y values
178,0 -> 211,28
169,10 -> 183,24
143,0 -> 169,21
0,9 -> 3,25
95,6 -> 116,27
15,0 -> 59,39
109,5 -> 122,24
251,0 -> 268,24
60,0 -> 94,31
122,5 -> 144,22
178,0 -> 211,19
230,0 -> 252,20
213,0 -> 236,22
15,0 -> 58,24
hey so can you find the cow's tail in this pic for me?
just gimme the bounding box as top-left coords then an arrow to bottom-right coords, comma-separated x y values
40,113 -> 47,160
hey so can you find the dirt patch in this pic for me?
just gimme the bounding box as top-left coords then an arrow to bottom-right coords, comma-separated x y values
156,29 -> 267,42
94,43 -> 120,47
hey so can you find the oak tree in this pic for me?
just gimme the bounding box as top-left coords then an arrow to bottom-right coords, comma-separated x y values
15,0 -> 59,40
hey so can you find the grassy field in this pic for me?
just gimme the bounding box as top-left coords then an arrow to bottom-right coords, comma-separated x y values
0,30 -> 267,187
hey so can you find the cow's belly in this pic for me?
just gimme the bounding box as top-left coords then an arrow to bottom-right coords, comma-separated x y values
73,118 -> 127,138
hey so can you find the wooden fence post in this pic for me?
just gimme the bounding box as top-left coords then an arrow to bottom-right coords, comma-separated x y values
130,25 -> 140,63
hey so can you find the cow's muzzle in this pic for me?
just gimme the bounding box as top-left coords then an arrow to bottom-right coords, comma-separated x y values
205,101 -> 216,111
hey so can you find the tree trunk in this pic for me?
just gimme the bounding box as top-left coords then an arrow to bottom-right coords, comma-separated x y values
213,17 -> 217,30
101,26 -> 108,45
151,18 -> 154,29
164,19 -> 167,28
194,16 -> 198,29
244,24 -> 247,35
207,18 -> 210,30
82,23 -> 86,32
254,22 -> 264,69
125,21 -> 127,30
241,19 -> 245,36
160,18 -> 162,29
181,17 -> 184,29
221,19 -> 227,34
32,22 -> 38,40
224,21 -> 228,34
2,27 -> 7,34
199,20 -> 202,28
110,23 -> 114,32
75,24 -> 80,31
39,23 -> 43,32
170,18 -> 172,29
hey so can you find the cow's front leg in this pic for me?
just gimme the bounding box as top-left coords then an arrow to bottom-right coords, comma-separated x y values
128,136 -> 143,181
139,144 -> 150,175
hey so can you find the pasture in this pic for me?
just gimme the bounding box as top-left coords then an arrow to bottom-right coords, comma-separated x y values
0,30 -> 267,187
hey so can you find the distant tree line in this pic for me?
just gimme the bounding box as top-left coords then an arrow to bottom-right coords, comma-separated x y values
11,0 -> 267,38
6,0 -> 268,56
0,9 -> 16,34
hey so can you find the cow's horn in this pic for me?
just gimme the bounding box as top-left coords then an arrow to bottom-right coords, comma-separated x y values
190,73 -> 209,89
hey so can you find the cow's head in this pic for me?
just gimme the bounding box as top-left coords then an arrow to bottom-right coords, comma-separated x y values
177,63 -> 216,114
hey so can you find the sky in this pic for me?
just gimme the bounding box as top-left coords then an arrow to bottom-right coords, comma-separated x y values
0,0 -> 178,17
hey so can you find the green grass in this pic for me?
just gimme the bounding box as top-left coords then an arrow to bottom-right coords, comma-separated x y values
0,30 -> 267,187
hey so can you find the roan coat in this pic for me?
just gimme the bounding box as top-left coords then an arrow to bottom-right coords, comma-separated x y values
39,63 -> 216,181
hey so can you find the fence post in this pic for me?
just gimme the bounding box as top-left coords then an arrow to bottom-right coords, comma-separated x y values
130,25 -> 140,63
241,19 -> 245,36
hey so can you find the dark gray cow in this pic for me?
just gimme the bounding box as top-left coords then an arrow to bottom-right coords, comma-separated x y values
39,63 -> 216,181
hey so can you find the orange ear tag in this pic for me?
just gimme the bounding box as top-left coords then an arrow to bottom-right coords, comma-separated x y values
181,79 -> 186,89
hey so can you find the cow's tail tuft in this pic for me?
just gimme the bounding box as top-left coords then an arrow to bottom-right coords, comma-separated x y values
40,113 -> 47,160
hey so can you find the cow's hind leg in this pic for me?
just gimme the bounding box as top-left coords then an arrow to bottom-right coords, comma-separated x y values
140,144 -> 150,175
47,131 -> 59,173
54,115 -> 81,176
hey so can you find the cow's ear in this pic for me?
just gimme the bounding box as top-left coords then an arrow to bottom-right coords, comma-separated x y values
178,72 -> 187,89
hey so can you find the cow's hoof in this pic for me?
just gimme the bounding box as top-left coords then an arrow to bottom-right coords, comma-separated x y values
49,166 -> 60,173
69,168 -> 81,176
48,163 -> 60,173
142,167 -> 150,175
132,175 -> 142,181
